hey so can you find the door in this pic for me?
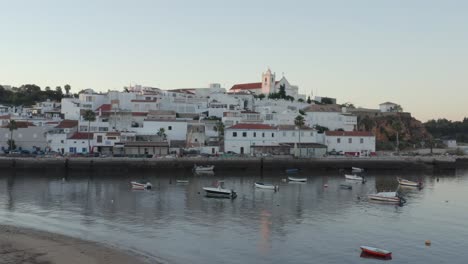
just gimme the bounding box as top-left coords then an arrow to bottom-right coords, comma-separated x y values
240,147 -> 244,154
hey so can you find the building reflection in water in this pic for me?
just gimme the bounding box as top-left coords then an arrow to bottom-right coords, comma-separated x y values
258,209 -> 272,255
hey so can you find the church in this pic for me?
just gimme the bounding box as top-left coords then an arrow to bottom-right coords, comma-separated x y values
230,69 -> 302,99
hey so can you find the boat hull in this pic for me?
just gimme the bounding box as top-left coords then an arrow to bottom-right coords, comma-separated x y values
397,178 -> 421,187
360,246 -> 392,259
255,182 -> 277,190
131,182 -> 152,189
203,188 -> 237,199
368,195 -> 400,203
344,174 -> 363,181
288,177 -> 307,182
194,165 -> 214,172
340,184 -> 352,190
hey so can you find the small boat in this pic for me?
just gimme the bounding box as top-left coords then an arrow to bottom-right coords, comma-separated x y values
131,181 -> 152,190
255,182 -> 278,191
176,180 -> 189,184
368,192 -> 402,203
345,174 -> 364,181
360,246 -> 392,259
397,177 -> 422,187
194,164 -> 214,172
340,184 -> 353,190
203,181 -> 237,199
285,168 -> 299,174
288,177 -> 307,182
352,167 -> 364,173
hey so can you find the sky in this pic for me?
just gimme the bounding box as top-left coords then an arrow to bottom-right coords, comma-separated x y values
1,0 -> 467,121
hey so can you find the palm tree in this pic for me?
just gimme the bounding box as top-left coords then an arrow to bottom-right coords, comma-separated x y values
157,128 -> 167,141
7,120 -> 17,151
82,110 -> 96,153
64,84 -> 71,96
294,115 -> 305,157
215,121 -> 225,141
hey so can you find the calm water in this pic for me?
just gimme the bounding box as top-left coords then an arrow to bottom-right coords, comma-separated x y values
0,168 -> 467,264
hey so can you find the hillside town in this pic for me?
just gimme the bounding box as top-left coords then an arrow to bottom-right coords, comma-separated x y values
0,69 -> 413,158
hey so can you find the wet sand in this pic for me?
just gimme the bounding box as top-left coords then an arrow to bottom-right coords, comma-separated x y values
0,225 -> 150,264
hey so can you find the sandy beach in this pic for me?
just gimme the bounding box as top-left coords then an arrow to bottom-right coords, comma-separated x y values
0,225 -> 150,264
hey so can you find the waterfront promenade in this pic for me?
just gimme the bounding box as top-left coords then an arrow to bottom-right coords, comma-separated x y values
0,155 -> 464,172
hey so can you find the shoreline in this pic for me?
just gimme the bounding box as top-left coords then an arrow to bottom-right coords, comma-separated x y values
0,225 -> 152,264
0,156 -> 466,172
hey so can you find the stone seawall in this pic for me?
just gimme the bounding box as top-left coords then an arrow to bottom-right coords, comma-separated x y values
0,157 -> 464,173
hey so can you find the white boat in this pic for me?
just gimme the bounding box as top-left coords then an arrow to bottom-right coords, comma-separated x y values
368,192 -> 402,203
345,174 -> 364,181
288,177 -> 307,182
255,182 -> 278,190
194,164 -> 214,172
203,181 -> 237,199
176,180 -> 189,184
397,177 -> 422,187
131,181 -> 152,190
352,167 -> 364,173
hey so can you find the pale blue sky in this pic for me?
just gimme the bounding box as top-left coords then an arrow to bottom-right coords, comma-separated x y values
1,0 -> 467,121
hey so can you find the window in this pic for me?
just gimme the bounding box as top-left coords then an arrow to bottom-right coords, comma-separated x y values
97,135 -> 103,143
168,126 -> 172,130
348,138 -> 352,144
337,138 -> 341,143
272,133 -> 274,138
195,138 -> 198,142
262,133 -> 265,138
360,138 -> 364,144
60,140 -> 64,143
254,132 -> 257,137
233,132 -> 237,137
242,132 -> 247,137
82,148 -> 87,153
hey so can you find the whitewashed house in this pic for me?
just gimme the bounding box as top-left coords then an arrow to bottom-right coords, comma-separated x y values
303,104 -> 357,131
324,131 -> 375,156
224,123 -> 278,155
379,102 -> 399,113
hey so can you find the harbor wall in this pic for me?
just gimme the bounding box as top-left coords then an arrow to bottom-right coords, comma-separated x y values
0,157 -> 464,173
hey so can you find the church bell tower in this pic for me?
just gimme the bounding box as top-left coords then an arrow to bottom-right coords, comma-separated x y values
261,68 -> 275,94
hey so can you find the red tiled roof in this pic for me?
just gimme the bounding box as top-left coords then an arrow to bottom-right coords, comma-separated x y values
131,99 -> 157,102
96,104 -> 112,112
230,82 -> 262,90
0,115 -> 10,120
69,132 -> 93,140
227,123 -> 275,130
2,121 -> 35,128
325,131 -> 374,137
230,81 -> 279,91
132,112 -> 148,116
56,120 -> 78,128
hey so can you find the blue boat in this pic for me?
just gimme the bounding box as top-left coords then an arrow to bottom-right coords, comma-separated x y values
285,168 -> 300,174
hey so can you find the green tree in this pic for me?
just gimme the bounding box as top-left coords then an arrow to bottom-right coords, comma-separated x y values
321,97 -> 334,104
298,98 -> 304,103
82,110 -> 96,153
45,86 -> 51,91
294,115 -> 305,127
393,104 -> 403,112
314,125 -> 329,133
7,120 -> 18,151
278,84 -> 286,98
157,128 -> 167,140
64,84 -> 71,96
257,94 -> 265,100
307,96 -> 312,104
215,121 -> 225,141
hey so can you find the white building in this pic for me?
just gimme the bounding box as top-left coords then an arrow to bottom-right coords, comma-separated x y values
224,124 -> 278,154
229,69 -> 303,99
303,104 -> 357,131
133,120 -> 188,141
324,131 -> 375,156
379,102 -> 399,113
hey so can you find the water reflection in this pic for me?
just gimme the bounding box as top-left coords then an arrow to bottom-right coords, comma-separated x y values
0,169 -> 466,264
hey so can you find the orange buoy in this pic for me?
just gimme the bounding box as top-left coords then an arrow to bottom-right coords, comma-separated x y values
425,240 -> 431,246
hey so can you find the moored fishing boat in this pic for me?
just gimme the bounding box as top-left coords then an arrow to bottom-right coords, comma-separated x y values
203,181 -> 237,199
254,182 -> 278,191
194,164 -> 214,172
360,246 -> 392,259
397,177 -> 422,187
345,174 -> 364,181
352,167 -> 364,173
288,177 -> 307,182
131,181 -> 152,190
368,192 -> 403,203
340,184 -> 353,190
